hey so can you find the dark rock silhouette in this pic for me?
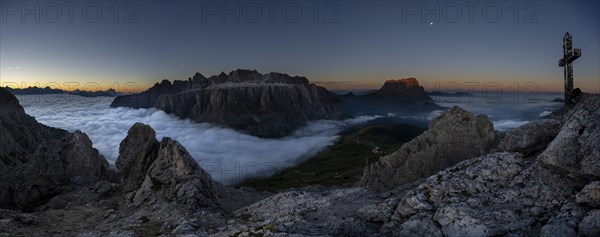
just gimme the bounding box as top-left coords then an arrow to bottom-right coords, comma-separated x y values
373,78 -> 432,102
117,123 -> 219,208
2,86 -> 118,97
12,131 -> 109,211
539,94 -> 600,178
0,87 -> 109,211
111,69 -> 343,137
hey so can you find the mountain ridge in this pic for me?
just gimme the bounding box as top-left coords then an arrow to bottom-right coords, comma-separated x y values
111,69 -> 343,137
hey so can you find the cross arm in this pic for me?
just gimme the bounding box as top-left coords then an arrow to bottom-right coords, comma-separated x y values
559,48 -> 582,67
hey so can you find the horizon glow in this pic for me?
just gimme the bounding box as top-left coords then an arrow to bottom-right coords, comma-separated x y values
1,1 -> 599,94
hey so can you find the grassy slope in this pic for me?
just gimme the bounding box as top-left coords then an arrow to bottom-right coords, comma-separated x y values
240,124 -> 426,192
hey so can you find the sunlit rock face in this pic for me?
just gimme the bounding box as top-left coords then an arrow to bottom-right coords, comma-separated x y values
111,69 -> 343,137
374,77 -> 432,102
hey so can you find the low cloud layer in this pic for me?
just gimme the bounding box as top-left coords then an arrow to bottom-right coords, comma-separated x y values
432,92 -> 563,131
17,92 -> 561,184
19,94 -> 378,184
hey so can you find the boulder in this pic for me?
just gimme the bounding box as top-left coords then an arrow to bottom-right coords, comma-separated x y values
498,119 -> 562,156
12,131 -> 109,211
576,181 -> 600,207
579,210 -> 600,237
540,223 -> 577,237
132,137 -> 218,208
361,106 -> 496,191
434,206 -> 490,237
116,123 -> 159,192
539,95 -> 600,177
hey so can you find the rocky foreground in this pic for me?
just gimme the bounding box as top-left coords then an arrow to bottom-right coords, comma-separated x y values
110,69 -> 343,138
1,86 -> 599,236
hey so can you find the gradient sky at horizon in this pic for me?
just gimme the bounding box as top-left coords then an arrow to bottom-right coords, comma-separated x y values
1,0 -> 599,93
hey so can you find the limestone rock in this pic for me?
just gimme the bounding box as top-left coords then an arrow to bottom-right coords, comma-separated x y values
399,217 -> 443,237
111,69 -> 343,137
116,123 -> 159,192
539,95 -> 600,177
0,87 -> 68,169
434,206 -> 490,237
116,123 -> 219,208
132,137 -> 218,208
540,223 -> 577,237
361,106 -> 496,191
13,131 -> 109,211
498,119 -> 562,156
576,181 -> 600,207
579,210 -> 600,237
386,152 -> 583,236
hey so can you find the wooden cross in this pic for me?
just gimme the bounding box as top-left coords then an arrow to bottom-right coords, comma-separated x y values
558,32 -> 581,111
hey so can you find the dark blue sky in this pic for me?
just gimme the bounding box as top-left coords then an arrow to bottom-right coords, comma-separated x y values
1,0 -> 599,93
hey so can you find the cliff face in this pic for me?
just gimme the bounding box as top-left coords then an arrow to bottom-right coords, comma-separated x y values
111,69 -> 343,137
117,123 -> 219,209
374,77 -> 432,102
0,88 -> 110,211
360,106 -> 496,191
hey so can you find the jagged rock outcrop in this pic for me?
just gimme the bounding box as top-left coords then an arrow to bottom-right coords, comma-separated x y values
361,106 -> 496,191
498,119 -> 562,156
0,88 -> 68,168
111,69 -> 343,137
539,95 -> 600,178
11,131 -> 110,211
1,88 -> 108,211
116,123 -> 159,192
117,123 -> 219,208
374,78 -> 432,101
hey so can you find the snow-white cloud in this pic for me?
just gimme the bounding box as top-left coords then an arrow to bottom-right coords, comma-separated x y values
19,94 -> 378,184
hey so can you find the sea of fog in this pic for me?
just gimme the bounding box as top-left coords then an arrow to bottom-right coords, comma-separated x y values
17,94 -> 379,185
429,92 -> 563,131
342,92 -> 564,131
17,92 -> 562,184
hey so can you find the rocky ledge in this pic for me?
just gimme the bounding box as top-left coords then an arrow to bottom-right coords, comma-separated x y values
110,69 -> 343,137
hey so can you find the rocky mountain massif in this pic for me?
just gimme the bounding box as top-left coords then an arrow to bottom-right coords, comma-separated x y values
373,77 -> 433,102
361,106 -> 497,191
1,85 -> 599,236
110,69 -> 343,137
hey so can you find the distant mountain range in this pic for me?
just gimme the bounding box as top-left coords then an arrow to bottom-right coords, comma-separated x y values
3,86 -> 119,97
111,72 -> 445,136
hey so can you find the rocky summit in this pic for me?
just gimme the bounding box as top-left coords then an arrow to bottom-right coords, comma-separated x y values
0,87 -> 109,211
110,69 -> 343,137
374,77 -> 432,102
360,106 -> 497,191
117,123 -> 219,208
